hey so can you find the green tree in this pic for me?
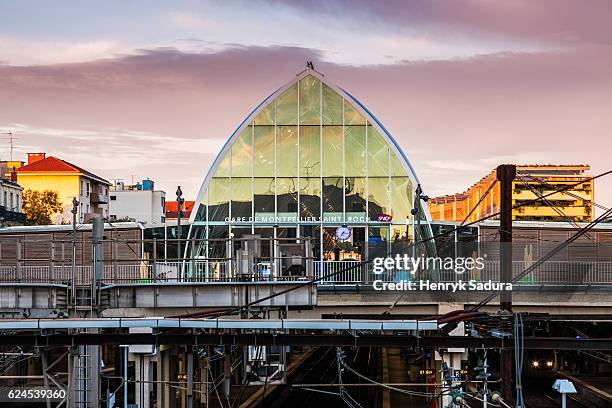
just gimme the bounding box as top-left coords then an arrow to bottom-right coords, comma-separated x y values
22,190 -> 63,225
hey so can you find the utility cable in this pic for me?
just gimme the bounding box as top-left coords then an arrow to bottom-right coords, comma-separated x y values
339,358 -> 434,398
517,171 -> 609,212
208,169 -> 612,318
517,176 -> 597,243
469,205 -> 612,312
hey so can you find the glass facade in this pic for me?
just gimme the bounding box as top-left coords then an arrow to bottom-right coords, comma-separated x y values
192,72 -> 431,261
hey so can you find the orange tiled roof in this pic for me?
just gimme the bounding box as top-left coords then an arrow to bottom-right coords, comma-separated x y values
16,156 -> 110,185
165,200 -> 195,213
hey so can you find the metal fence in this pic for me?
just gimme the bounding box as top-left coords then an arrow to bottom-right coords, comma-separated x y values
314,260 -> 612,286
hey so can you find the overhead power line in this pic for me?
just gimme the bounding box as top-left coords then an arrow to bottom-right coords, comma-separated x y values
208,169 -> 612,319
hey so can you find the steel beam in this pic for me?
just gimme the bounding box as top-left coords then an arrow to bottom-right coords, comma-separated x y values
1,333 -> 612,349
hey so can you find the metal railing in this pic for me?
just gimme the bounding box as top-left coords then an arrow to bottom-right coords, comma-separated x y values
2,235 -> 612,287
314,260 -> 612,286
2,260 -> 612,286
0,261 -> 314,284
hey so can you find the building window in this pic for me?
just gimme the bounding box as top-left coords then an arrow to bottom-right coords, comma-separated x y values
3,191 -> 6,206
110,195 -> 117,201
10,193 -> 13,210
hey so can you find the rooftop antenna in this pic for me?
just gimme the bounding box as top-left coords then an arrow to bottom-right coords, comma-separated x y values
0,131 -> 16,161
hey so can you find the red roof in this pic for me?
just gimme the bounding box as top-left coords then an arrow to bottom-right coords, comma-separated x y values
16,156 -> 110,185
165,200 -> 195,219
165,200 -> 195,213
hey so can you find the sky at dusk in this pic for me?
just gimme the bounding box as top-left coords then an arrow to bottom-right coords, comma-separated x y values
1,1 -> 611,210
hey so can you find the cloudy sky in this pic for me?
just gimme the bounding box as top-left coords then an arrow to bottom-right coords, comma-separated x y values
1,0 -> 611,210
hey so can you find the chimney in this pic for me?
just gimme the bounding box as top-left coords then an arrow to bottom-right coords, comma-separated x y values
10,168 -> 17,182
27,153 -> 46,165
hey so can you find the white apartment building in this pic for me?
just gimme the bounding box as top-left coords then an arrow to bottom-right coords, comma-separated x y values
109,180 -> 166,224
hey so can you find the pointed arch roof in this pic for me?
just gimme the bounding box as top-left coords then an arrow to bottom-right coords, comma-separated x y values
190,67 -> 429,223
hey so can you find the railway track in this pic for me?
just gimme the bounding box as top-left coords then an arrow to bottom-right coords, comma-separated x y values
524,371 -> 591,408
258,346 -> 381,408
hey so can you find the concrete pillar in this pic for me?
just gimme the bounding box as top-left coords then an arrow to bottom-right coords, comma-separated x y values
187,348 -> 194,408
131,353 -> 152,408
88,344 -> 101,407
158,347 -> 177,408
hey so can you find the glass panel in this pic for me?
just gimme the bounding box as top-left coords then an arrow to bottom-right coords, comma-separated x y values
299,75 -> 320,125
323,227 -> 364,261
300,225 -> 320,259
322,126 -> 342,177
368,176 -> 390,220
344,99 -> 366,126
276,84 -> 298,125
322,177 -> 343,221
367,124 -> 389,177
390,151 -> 406,177
390,225 -> 411,255
368,227 -> 388,260
232,126 -> 252,178
299,177 -> 320,219
390,177 -> 413,224
345,125 -> 366,177
276,126 -> 298,177
253,227 -> 274,257
299,125 -> 320,177
322,227 -> 338,261
276,227 -> 297,239
322,84 -> 342,125
254,178 -> 275,216
208,226 -> 228,277
213,152 -> 230,178
254,103 -> 275,125
345,177 -> 367,222
254,125 -> 275,177
277,177 -> 298,221
230,177 -> 252,219
194,189 -> 208,222
208,178 -> 229,221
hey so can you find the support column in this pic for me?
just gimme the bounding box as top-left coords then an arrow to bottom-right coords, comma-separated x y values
223,352 -> 231,401
132,353 -> 152,408
187,347 -> 194,408
497,164 -> 515,402
159,346 -> 177,408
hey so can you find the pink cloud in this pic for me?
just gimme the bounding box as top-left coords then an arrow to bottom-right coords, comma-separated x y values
269,0 -> 612,46
0,45 -> 611,209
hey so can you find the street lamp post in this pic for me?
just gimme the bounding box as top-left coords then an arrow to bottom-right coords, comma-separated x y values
71,197 -> 79,304
176,187 -> 184,270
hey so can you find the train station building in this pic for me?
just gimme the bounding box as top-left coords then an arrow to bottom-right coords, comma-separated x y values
187,66 -> 433,264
